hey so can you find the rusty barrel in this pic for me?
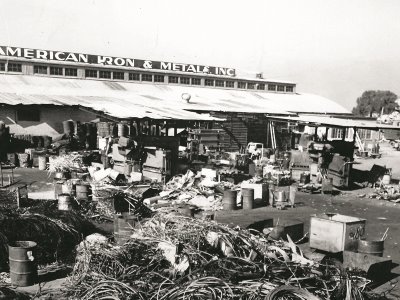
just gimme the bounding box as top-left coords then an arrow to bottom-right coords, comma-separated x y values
114,215 -> 138,245
76,184 -> 90,200
8,241 -> 38,287
358,240 -> 384,257
223,189 -> 237,210
58,194 -> 72,211
242,188 -> 254,210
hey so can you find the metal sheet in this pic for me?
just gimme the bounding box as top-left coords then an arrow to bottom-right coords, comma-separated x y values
0,75 -> 349,117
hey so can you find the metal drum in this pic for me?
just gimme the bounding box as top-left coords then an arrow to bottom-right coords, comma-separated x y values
62,120 -> 74,135
114,215 -> 138,245
8,241 -> 38,287
242,188 -> 254,210
223,190 -> 237,210
76,184 -> 90,200
58,194 -> 72,211
300,172 -> 310,184
54,179 -> 65,199
358,240 -> 384,257
38,155 -> 47,171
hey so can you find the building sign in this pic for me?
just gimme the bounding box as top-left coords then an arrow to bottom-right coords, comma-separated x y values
0,46 -> 236,77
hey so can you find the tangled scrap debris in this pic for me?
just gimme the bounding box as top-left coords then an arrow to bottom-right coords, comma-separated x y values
53,212 -> 390,300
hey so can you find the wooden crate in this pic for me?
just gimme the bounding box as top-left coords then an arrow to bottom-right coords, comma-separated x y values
310,214 -> 366,253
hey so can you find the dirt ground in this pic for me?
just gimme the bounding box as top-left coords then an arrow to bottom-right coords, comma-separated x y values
3,141 -> 400,298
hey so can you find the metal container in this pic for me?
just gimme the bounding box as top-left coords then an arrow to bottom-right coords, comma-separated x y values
117,123 -> 128,137
76,184 -> 90,200
38,155 -> 47,171
241,188 -> 254,210
8,241 -> 38,287
269,187 -> 275,207
274,191 -> 286,204
322,178 -> 333,194
114,215 -> 138,245
300,172 -> 310,184
358,240 -> 384,257
289,185 -> 297,206
54,179 -> 65,199
58,194 -> 72,211
62,120 -> 74,135
223,190 -> 237,210
310,213 -> 366,253
61,182 -> 74,195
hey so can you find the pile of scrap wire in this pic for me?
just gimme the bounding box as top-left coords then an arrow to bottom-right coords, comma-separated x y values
89,184 -> 154,219
48,153 -> 85,173
0,203 -> 99,265
63,212 -> 386,300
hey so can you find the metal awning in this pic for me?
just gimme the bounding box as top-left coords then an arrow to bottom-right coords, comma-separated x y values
0,92 -> 223,121
266,115 -> 400,130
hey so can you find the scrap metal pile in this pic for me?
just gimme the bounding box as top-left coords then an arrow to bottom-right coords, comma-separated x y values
54,212 -> 386,300
0,202 -> 99,267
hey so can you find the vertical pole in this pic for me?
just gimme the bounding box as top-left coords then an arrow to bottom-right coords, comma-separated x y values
0,163 -> 3,187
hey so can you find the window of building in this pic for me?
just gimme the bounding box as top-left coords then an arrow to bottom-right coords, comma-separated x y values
226,81 -> 234,88
277,85 -> 285,92
191,78 -> 201,85
50,66 -> 63,76
0,62 -> 5,72
65,68 -> 77,77
99,70 -> 111,79
129,73 -> 140,81
142,74 -> 153,82
215,80 -> 224,87
17,107 -> 40,122
34,65 -> 48,75
238,81 -> 246,89
205,79 -> 214,86
113,71 -> 124,80
85,69 -> 98,78
154,74 -> 165,83
257,83 -> 265,90
8,63 -> 22,72
358,129 -> 372,140
329,127 -> 343,140
286,86 -> 294,93
247,82 -> 255,89
268,84 -> 276,91
168,76 -> 179,83
180,77 -> 190,85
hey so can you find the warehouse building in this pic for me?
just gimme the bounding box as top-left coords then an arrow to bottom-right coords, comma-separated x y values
0,45 -> 351,151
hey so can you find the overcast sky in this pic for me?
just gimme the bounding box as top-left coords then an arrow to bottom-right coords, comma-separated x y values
1,0 -> 399,110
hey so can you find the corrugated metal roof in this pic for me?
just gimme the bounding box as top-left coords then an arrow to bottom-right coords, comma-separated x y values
0,74 -> 349,119
268,115 -> 400,130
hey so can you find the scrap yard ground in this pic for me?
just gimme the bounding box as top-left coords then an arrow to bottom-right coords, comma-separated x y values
5,141 -> 400,298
